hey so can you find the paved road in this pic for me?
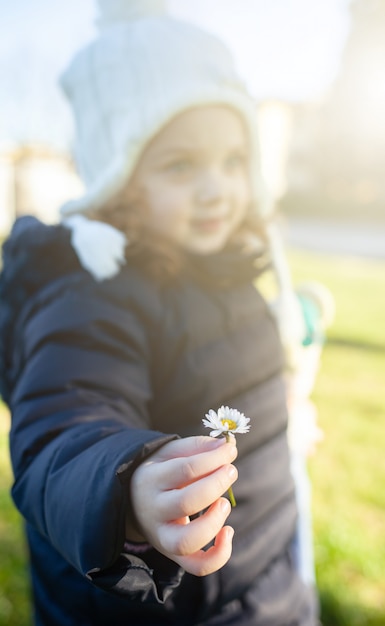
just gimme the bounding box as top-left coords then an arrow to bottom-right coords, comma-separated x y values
285,218 -> 385,260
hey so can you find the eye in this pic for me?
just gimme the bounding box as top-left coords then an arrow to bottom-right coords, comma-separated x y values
224,152 -> 247,171
165,158 -> 193,174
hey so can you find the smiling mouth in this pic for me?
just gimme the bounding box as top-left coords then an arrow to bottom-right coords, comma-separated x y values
191,217 -> 226,234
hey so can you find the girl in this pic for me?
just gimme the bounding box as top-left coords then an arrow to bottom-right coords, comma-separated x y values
0,2 -> 318,624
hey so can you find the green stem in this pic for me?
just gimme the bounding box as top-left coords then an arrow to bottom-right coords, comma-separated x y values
227,485 -> 237,508
225,433 -> 237,507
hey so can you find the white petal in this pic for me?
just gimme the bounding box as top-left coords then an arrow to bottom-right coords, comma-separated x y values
209,429 -> 224,438
234,425 -> 251,434
203,410 -> 222,429
202,406 -> 251,437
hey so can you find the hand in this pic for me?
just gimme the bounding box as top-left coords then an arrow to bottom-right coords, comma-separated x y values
129,436 -> 238,576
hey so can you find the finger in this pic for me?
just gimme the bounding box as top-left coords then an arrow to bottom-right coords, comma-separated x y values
153,435 -> 229,462
174,525 -> 234,577
158,463 -> 238,520
159,497 -> 232,556
154,442 -> 238,490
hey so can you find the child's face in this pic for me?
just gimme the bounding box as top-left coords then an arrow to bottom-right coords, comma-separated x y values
129,106 -> 251,255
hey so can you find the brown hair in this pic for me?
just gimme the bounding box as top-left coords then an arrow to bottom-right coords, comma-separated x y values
86,184 -> 269,285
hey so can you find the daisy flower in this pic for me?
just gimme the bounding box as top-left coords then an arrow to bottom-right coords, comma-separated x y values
203,406 -> 251,438
202,406 -> 251,506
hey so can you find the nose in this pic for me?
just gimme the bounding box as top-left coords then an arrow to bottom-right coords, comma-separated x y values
196,168 -> 225,206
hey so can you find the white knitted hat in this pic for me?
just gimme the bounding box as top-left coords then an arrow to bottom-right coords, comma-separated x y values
59,0 -> 268,218
59,1 -> 309,373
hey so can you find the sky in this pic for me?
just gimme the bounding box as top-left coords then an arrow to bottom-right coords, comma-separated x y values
0,0 -> 351,150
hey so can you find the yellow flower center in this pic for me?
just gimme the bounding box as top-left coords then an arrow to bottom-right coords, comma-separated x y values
221,419 -> 237,431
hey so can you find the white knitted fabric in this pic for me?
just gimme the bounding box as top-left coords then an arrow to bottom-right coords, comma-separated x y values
96,0 -> 166,27
64,214 -> 127,281
60,0 -> 301,369
60,0 -> 266,218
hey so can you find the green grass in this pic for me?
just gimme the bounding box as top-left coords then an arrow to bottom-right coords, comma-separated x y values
0,412 -> 31,626
0,249 -> 384,625
290,250 -> 385,625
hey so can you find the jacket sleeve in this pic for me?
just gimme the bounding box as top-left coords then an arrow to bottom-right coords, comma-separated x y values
7,273 -> 181,602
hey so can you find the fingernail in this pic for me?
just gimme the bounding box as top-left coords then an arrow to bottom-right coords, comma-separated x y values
220,499 -> 231,514
226,526 -> 234,541
209,436 -> 226,447
228,444 -> 237,458
228,465 -> 237,479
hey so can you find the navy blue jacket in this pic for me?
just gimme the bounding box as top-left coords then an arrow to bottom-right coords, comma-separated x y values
0,217 -> 314,625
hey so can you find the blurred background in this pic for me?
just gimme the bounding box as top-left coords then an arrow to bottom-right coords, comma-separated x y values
0,1 -> 384,625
